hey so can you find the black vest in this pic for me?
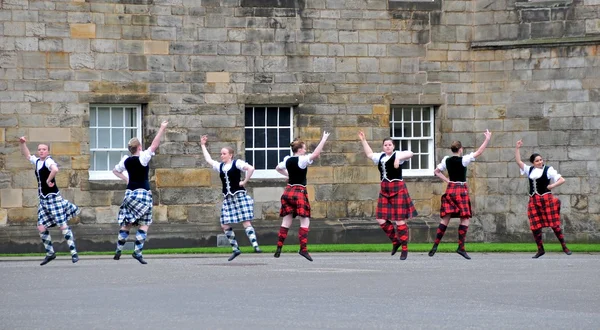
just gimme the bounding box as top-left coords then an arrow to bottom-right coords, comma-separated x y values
446,156 -> 467,182
528,166 -> 550,196
220,160 -> 245,196
286,157 -> 308,186
378,153 -> 403,181
124,156 -> 150,190
35,158 -> 59,196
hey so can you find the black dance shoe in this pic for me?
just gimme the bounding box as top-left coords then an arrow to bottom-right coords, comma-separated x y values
132,252 -> 148,264
456,249 -> 471,260
399,250 -> 408,260
299,250 -> 313,261
113,251 -> 121,260
228,250 -> 241,261
254,246 -> 262,253
274,246 -> 282,258
40,253 -> 56,266
71,254 -> 79,263
391,243 -> 401,256
532,249 -> 545,259
428,245 -> 438,257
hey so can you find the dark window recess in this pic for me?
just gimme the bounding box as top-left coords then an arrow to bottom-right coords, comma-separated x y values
389,0 -> 442,11
241,0 -> 296,8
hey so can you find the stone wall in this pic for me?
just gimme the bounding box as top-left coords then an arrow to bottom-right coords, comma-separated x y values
0,0 -> 599,252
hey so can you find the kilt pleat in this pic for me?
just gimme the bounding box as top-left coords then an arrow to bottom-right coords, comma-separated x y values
118,189 -> 153,226
221,192 -> 254,224
37,193 -> 80,228
279,185 -> 311,218
440,182 -> 472,219
527,193 -> 561,230
376,180 -> 418,221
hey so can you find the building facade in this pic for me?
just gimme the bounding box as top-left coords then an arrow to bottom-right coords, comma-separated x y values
0,0 -> 599,252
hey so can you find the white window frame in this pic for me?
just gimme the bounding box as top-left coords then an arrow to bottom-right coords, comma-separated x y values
390,105 -> 435,177
89,104 -> 142,181
244,105 -> 294,179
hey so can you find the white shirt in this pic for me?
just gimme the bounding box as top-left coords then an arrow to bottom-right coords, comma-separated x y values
210,159 -> 249,173
29,155 -> 57,171
436,152 -> 476,171
277,154 -> 313,170
371,151 -> 406,166
114,149 -> 155,173
520,164 -> 561,182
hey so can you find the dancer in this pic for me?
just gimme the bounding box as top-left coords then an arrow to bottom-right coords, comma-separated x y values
429,130 -> 492,260
112,120 -> 168,264
274,131 -> 330,261
515,140 -> 571,258
358,131 -> 417,260
200,135 -> 261,261
19,137 -> 80,265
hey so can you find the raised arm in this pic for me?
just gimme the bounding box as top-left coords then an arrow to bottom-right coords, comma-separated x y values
200,135 -> 217,167
358,131 -> 374,159
308,131 -> 330,161
148,120 -> 168,153
472,129 -> 492,158
515,140 -> 525,171
19,136 -> 31,160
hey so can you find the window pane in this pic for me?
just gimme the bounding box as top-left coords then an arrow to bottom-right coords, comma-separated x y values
402,161 -> 409,170
112,128 -> 124,148
411,156 -> 420,169
254,129 -> 265,148
411,140 -> 419,152
95,151 -> 108,171
393,140 -> 400,151
125,129 -> 136,141
423,123 -> 431,137
423,108 -> 431,121
90,107 -> 97,127
412,108 -> 421,121
279,150 -> 289,162
420,140 -> 428,153
254,107 -> 266,127
267,150 -> 279,169
393,108 -> 402,121
279,108 -> 290,126
393,123 -> 402,138
403,123 -> 411,137
245,108 -> 253,126
98,128 -> 110,148
245,128 -> 253,148
90,129 -> 97,149
403,109 -> 411,121
245,150 -> 253,166
420,154 -> 428,169
98,107 -> 110,126
401,140 -> 408,150
267,128 -> 278,147
413,123 -> 422,137
267,107 -> 278,126
254,150 -> 265,170
111,108 -> 123,127
125,108 -> 136,127
109,151 -> 122,170
279,128 -> 290,147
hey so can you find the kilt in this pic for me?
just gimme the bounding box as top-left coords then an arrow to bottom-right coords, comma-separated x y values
37,193 -> 80,228
118,189 -> 153,226
527,193 -> 561,230
279,185 -> 311,218
440,182 -> 472,219
376,180 -> 418,221
221,191 -> 254,225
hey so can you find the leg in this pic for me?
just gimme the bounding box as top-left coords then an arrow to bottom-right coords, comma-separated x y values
396,221 -> 409,260
298,217 -> 312,261
551,226 -> 571,255
114,224 -> 132,260
132,225 -> 149,264
429,216 -> 450,257
242,221 -> 261,253
532,228 -> 545,258
274,215 -> 293,258
222,224 -> 241,261
59,224 -> 79,263
456,218 -> 471,260
38,224 -> 56,266
377,219 -> 400,256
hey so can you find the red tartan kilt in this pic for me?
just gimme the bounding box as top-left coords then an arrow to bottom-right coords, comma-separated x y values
440,182 -> 472,219
280,185 -> 311,218
527,193 -> 561,230
376,180 -> 418,221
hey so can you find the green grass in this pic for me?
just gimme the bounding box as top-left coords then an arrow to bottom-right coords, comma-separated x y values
2,243 -> 600,257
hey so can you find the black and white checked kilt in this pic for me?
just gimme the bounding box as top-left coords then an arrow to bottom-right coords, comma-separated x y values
221,192 -> 254,225
527,193 -> 561,230
440,182 -> 472,219
37,193 -> 80,228
118,189 -> 153,226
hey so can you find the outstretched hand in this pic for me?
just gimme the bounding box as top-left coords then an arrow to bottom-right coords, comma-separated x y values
358,131 -> 365,141
160,120 -> 169,128
19,136 -> 27,143
516,139 -> 523,148
200,135 -> 208,146
484,129 -> 492,140
322,131 -> 330,140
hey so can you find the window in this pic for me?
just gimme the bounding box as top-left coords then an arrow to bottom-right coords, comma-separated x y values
389,0 -> 442,10
390,105 -> 435,177
89,104 -> 142,180
244,106 -> 293,179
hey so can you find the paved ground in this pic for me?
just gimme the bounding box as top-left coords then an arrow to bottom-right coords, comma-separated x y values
0,252 -> 598,330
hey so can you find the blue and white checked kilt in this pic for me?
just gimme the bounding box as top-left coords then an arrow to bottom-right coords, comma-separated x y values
220,192 -> 254,225
38,193 -> 80,228
118,189 -> 153,226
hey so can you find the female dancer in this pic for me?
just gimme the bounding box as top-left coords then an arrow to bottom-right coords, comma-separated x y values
201,135 -> 261,261
515,140 -> 571,258
358,131 -> 417,260
274,131 -> 330,261
429,130 -> 492,259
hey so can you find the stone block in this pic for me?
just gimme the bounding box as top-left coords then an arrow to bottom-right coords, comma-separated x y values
0,208 -> 6,225
70,23 -> 96,39
160,188 -> 221,205
29,128 -> 71,142
7,207 -> 36,225
144,40 -> 169,54
11,170 -> 37,189
1,189 -> 23,208
252,187 -> 284,202
206,72 -> 230,83
154,168 -> 212,187
95,206 -> 120,224
305,166 -> 334,184
167,205 -> 188,222
153,205 -> 168,223
50,142 -> 80,156
333,166 -> 379,184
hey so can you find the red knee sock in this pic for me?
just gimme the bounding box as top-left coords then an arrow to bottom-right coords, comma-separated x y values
298,227 -> 309,252
379,220 -> 399,245
277,226 -> 289,248
458,224 -> 468,251
396,224 -> 409,252
434,223 -> 447,245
